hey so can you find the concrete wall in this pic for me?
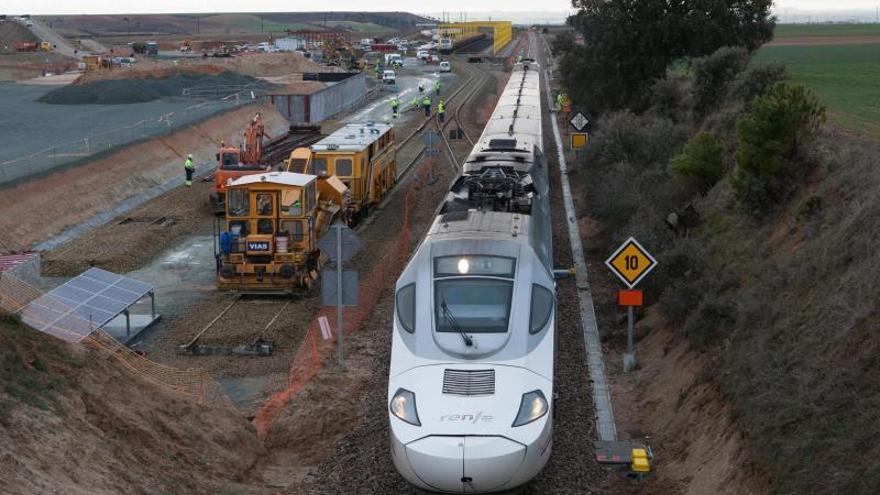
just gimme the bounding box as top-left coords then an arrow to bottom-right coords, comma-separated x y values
261,72 -> 367,125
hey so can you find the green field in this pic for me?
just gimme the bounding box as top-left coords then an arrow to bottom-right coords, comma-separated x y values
201,15 -> 314,33
755,43 -> 880,134
319,21 -> 393,33
774,23 -> 880,39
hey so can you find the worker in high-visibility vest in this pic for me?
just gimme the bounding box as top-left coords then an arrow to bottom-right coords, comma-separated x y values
434,80 -> 441,96
390,96 -> 399,118
437,99 -> 446,124
422,95 -> 432,117
411,95 -> 420,111
555,93 -> 563,112
184,154 -> 195,187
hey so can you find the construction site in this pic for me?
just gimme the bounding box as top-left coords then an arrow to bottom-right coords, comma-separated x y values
3,4 -> 875,495
1,11 -> 605,494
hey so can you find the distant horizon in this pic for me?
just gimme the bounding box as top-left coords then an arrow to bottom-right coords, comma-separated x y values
5,6 -> 880,25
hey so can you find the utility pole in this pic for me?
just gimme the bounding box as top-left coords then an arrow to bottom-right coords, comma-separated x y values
336,224 -> 344,371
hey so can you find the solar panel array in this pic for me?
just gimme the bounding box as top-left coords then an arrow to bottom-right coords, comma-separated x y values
19,268 -> 153,343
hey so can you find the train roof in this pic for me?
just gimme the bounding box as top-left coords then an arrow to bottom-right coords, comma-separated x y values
468,63 -> 543,167
228,171 -> 316,188
310,121 -> 393,153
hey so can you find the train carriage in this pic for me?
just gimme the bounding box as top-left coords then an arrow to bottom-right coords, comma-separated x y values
388,59 -> 554,493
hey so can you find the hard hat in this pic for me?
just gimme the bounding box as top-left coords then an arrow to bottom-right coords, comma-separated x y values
188,154 -> 193,158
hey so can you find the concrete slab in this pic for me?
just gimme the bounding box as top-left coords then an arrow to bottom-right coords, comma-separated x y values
17,72 -> 82,86
123,235 -> 218,349
103,313 -> 162,344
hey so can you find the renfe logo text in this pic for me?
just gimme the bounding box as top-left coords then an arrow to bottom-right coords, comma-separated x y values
439,412 -> 494,423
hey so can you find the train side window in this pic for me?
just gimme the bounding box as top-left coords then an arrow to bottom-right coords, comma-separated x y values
529,284 -> 553,334
257,218 -> 273,234
256,193 -> 273,216
396,283 -> 416,333
290,158 -> 307,173
281,189 -> 302,216
314,157 -> 328,176
281,220 -> 304,242
336,158 -> 353,177
227,189 -> 249,217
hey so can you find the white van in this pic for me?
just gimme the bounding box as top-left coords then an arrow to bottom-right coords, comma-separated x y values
439,61 -> 451,73
384,53 -> 403,67
383,70 -> 396,84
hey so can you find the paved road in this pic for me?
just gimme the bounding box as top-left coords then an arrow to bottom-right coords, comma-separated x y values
28,19 -> 79,59
347,57 -> 456,125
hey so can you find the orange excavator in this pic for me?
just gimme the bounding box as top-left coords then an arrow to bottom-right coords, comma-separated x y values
211,113 -> 274,214
211,113 -> 324,214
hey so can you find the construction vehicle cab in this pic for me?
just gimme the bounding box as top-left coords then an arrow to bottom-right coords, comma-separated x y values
310,122 -> 396,221
212,113 -> 272,214
216,172 -> 322,293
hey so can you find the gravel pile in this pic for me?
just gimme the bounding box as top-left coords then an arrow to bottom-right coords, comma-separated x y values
38,71 -> 264,105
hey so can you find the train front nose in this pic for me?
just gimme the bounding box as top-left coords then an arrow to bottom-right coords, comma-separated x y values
405,436 -> 525,493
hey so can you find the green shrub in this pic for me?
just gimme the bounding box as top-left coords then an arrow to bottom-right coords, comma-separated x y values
693,47 -> 750,115
733,82 -> 826,216
669,132 -> 726,193
728,62 -> 788,109
651,75 -> 689,121
581,111 -> 688,172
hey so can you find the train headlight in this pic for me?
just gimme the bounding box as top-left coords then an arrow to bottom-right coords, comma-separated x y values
512,390 -> 548,427
390,388 -> 421,426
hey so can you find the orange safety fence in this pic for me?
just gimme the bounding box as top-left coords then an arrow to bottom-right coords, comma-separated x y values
0,272 -> 220,404
251,163 -> 422,440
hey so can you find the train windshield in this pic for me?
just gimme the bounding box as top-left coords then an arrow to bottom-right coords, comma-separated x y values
434,279 -> 513,334
433,256 -> 515,334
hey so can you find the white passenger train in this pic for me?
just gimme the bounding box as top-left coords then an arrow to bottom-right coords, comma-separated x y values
388,60 -> 554,493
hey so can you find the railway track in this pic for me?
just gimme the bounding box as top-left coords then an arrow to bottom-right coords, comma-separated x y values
434,58 -> 495,169
391,59 -> 493,180
182,60 -> 497,350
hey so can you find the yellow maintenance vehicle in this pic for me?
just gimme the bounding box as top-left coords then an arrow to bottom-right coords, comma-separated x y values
214,121 -> 396,293
215,171 -> 347,292
307,121 -> 397,222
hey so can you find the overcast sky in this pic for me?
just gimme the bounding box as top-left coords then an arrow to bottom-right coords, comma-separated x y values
5,1 -> 880,16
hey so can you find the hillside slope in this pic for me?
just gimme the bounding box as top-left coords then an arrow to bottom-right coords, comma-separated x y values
563,47 -> 880,493
0,316 -> 268,494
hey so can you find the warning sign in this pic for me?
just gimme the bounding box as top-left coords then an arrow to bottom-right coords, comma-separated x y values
605,237 -> 657,289
571,132 -> 588,150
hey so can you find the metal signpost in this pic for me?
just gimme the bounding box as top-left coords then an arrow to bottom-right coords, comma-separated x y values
317,222 -> 362,371
605,237 -> 657,372
422,130 -> 440,183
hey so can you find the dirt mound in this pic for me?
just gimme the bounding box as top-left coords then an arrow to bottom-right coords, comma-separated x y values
76,53 -> 336,86
38,70 -> 264,104
0,317 -> 269,495
0,21 -> 39,54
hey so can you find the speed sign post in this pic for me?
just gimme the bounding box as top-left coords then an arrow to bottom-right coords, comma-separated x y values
605,237 -> 657,372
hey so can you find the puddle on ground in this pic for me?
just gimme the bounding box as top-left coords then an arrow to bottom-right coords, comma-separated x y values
218,375 -> 272,410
